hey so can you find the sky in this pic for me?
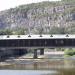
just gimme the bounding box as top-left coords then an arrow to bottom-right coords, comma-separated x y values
0,0 -> 61,11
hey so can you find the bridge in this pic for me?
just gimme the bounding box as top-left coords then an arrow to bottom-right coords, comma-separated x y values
0,34 -> 75,58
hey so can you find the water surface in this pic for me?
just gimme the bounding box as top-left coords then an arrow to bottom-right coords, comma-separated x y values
0,55 -> 75,75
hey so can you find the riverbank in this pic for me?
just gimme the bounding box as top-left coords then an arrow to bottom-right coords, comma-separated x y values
0,51 -> 64,66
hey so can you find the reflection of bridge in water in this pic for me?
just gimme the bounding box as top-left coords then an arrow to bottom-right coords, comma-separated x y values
0,34 -> 75,58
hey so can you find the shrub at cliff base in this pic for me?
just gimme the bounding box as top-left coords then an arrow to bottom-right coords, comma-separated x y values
64,48 -> 75,56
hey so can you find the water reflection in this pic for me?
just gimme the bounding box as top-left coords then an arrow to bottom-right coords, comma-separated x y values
0,58 -> 75,75
0,59 -> 65,70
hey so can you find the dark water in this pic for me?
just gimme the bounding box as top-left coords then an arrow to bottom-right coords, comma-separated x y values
0,56 -> 75,75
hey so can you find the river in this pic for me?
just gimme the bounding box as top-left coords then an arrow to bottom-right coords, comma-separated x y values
0,53 -> 75,75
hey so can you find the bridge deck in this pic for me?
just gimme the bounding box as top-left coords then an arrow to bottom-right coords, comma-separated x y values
0,34 -> 75,40
0,35 -> 75,48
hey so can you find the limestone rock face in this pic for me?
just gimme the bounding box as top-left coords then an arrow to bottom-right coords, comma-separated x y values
0,1 -> 75,34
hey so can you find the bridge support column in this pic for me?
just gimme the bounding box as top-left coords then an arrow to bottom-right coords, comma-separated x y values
33,49 -> 38,59
40,48 -> 44,55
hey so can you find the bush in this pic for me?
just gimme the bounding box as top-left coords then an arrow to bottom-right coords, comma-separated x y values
64,48 -> 75,56
0,29 -> 13,35
49,27 -> 66,34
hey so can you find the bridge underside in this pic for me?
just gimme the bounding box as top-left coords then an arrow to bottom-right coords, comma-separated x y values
0,39 -> 75,48
0,38 -> 75,59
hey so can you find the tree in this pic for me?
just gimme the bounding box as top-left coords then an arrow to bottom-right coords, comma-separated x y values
0,29 -> 13,35
64,48 -> 75,56
4,29 -> 13,35
14,28 -> 26,35
49,27 -> 66,34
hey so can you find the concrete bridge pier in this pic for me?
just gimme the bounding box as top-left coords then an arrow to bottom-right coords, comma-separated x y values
33,49 -> 38,59
40,48 -> 44,55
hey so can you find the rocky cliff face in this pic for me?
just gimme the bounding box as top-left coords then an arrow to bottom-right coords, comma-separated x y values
0,1 -> 75,34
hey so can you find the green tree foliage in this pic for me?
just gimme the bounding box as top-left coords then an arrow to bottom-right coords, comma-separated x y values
49,27 -> 66,34
64,48 -> 75,56
65,25 -> 75,34
15,29 -> 25,35
13,28 -> 27,35
0,29 -> 13,35
5,29 -> 13,35
0,30 -> 6,35
0,28 -> 28,35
